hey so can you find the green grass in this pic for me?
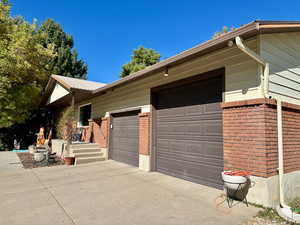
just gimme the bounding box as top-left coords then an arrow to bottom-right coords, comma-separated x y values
256,207 -> 288,223
251,197 -> 300,225
289,197 -> 300,211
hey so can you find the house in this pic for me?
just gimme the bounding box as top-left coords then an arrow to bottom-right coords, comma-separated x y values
44,20 -> 300,208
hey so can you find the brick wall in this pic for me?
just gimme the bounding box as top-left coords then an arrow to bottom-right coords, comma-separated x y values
139,112 -> 151,155
84,120 -> 93,143
223,104 -> 271,177
84,118 -> 109,148
283,108 -> 300,173
92,117 -> 109,148
222,98 -> 300,178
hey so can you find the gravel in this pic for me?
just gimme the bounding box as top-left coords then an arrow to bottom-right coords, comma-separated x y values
17,152 -> 64,169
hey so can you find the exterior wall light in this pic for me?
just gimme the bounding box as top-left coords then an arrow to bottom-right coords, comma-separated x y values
164,67 -> 169,77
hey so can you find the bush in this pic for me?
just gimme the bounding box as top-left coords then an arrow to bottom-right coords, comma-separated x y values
55,107 -> 73,140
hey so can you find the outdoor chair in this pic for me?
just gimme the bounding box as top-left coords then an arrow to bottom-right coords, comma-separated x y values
71,127 -> 84,142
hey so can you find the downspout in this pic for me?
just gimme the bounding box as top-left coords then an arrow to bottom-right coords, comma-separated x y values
235,36 -> 270,98
235,36 -> 299,222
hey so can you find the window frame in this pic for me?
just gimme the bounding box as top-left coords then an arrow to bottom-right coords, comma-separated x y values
77,103 -> 92,127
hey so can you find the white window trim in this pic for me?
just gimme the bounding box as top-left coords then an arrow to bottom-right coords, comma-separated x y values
77,103 -> 92,128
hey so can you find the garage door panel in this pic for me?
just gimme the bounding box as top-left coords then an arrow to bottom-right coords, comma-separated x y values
157,157 -> 223,188
157,152 -> 223,168
157,135 -> 223,143
158,140 -> 222,160
110,110 -> 139,167
157,122 -> 222,138
155,75 -> 223,188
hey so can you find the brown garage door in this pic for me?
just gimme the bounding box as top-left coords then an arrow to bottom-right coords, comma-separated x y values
110,110 -> 139,167
154,75 -> 223,189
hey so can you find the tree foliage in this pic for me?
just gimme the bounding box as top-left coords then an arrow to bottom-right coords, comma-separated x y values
38,19 -> 87,79
120,46 -> 160,78
0,0 -> 55,128
0,0 -> 87,132
55,106 -> 72,140
213,26 -> 236,39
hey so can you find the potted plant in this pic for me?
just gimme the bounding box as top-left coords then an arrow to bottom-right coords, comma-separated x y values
222,170 -> 251,201
56,107 -> 75,165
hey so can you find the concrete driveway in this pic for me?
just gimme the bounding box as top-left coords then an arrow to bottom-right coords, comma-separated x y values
0,160 -> 258,225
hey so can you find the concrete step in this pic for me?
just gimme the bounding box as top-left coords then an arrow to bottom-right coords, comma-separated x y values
75,156 -> 105,165
72,148 -> 102,154
71,143 -> 100,149
74,152 -> 103,158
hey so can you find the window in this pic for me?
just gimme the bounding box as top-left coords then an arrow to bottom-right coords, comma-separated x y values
79,104 -> 91,126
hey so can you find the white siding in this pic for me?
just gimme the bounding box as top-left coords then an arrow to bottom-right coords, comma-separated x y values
75,38 -> 262,120
260,32 -> 300,105
47,83 -> 69,104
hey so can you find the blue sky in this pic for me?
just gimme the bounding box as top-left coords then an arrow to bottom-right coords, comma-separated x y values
11,0 -> 300,83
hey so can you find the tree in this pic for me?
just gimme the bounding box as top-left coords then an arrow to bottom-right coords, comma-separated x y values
0,0 -> 55,128
120,46 -> 160,78
213,26 -> 236,39
38,19 -> 87,79
0,0 -> 89,150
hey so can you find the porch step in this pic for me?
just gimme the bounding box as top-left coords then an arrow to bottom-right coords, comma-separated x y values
72,148 -> 102,154
74,152 -> 103,158
71,143 -> 100,149
70,142 -> 106,165
75,156 -> 106,165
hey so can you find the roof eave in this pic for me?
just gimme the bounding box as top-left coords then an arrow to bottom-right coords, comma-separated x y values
92,21 -> 259,95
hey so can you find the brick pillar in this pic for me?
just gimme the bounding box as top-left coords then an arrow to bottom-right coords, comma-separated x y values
138,112 -> 151,155
92,117 -> 109,148
221,99 -> 281,178
84,119 -> 94,143
222,98 -> 300,207
138,112 -> 151,171
222,98 -> 300,177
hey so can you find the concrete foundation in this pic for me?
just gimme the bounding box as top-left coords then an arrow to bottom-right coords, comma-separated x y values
246,170 -> 300,208
283,170 -> 300,202
139,154 -> 151,172
247,175 -> 279,208
101,148 -> 108,160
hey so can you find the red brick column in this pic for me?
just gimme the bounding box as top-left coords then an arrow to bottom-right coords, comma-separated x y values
92,117 -> 109,148
222,104 -> 271,177
138,112 -> 151,155
222,98 -> 300,177
84,119 -> 94,143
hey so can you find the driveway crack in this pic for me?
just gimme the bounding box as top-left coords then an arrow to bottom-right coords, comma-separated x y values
31,170 -> 77,225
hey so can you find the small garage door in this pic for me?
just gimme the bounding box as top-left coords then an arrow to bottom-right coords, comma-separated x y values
110,110 -> 139,167
154,75 -> 223,189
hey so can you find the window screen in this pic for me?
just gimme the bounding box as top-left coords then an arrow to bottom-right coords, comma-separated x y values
79,104 -> 91,126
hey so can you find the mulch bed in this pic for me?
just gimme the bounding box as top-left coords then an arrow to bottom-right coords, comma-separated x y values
17,152 -> 65,169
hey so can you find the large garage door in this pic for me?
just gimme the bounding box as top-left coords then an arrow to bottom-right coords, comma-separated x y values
154,76 -> 223,189
110,110 -> 139,167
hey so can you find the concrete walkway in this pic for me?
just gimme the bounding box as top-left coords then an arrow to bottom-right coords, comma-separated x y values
0,160 -> 259,225
0,151 -> 23,171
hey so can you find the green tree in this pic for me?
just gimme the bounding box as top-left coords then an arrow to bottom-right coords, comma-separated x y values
0,0 -> 55,128
38,19 -> 87,79
213,26 -> 236,39
120,46 -> 160,78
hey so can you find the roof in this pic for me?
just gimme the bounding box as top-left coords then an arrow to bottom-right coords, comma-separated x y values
43,75 -> 106,107
51,75 -> 106,91
44,20 -> 300,106
91,20 -> 300,96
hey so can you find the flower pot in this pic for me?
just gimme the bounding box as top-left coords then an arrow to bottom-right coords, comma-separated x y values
28,145 -> 36,154
34,152 -> 45,162
64,157 -> 75,165
222,171 -> 250,200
